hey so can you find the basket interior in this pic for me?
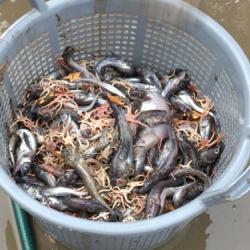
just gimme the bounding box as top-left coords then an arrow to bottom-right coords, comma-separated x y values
0,11 -> 241,182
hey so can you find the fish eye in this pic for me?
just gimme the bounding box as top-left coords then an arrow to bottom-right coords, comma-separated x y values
215,148 -> 220,154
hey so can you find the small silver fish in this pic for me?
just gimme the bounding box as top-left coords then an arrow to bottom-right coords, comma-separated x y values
177,91 -> 204,113
42,186 -> 87,198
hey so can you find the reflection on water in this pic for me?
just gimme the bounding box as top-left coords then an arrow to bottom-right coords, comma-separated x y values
0,0 -> 249,249
157,213 -> 211,250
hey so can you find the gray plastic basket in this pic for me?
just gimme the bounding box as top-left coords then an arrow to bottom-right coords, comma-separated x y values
0,0 -> 250,249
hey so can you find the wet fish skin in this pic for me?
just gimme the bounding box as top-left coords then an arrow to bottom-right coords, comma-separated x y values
169,95 -> 191,113
62,198 -> 106,213
159,187 -> 179,215
33,165 -> 56,187
178,133 -> 199,170
173,182 -> 199,208
19,183 -> 44,201
161,71 -> 188,99
62,146 -> 113,212
141,91 -> 170,113
135,66 -> 162,90
177,90 -> 204,113
95,56 -> 134,80
134,124 -> 169,175
41,186 -> 86,198
56,170 -> 81,187
138,124 -> 179,194
171,168 -> 211,189
83,130 -> 111,158
74,77 -> 126,99
157,139 -> 172,167
72,91 -> 107,106
146,178 -> 183,218
78,93 -> 101,112
47,69 -> 66,80
146,146 -> 158,167
62,46 -> 92,77
45,197 -> 69,211
199,142 -> 224,167
109,103 -> 134,183
115,77 -> 141,83
200,114 -> 215,140
137,110 -> 169,128
15,175 -> 45,187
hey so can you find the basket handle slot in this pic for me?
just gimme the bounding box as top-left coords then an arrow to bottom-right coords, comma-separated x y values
202,165 -> 250,206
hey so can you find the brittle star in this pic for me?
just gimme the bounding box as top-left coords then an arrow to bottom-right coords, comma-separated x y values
124,105 -> 149,128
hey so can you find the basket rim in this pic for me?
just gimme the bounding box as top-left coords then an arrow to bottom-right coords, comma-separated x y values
0,0 -> 250,235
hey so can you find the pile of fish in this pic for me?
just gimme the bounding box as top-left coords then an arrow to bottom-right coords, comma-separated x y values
9,46 -> 224,221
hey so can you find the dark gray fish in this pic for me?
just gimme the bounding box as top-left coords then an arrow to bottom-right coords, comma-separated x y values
78,93 -> 101,112
138,124 -> 178,194
178,133 -> 199,169
146,178 -> 183,218
19,183 -> 43,201
171,168 -> 211,188
47,69 -> 66,80
48,108 -> 81,124
33,165 -> 56,187
134,124 -> 169,175
157,139 -> 172,167
161,71 -> 188,99
135,66 -> 162,89
109,103 -> 133,183
62,146 -> 113,213
199,114 -> 215,140
26,85 -> 43,101
57,170 -> 82,187
146,146 -> 159,167
72,91 -> 107,106
102,67 -> 122,81
15,176 -> 45,187
172,182 -> 201,208
199,142 -> 224,167
62,198 -> 106,213
159,187 -> 179,215
169,95 -> 191,113
62,46 -> 92,77
137,110 -> 169,128
95,56 -> 134,80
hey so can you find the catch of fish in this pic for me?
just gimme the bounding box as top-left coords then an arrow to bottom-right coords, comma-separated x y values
9,46 -> 224,222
